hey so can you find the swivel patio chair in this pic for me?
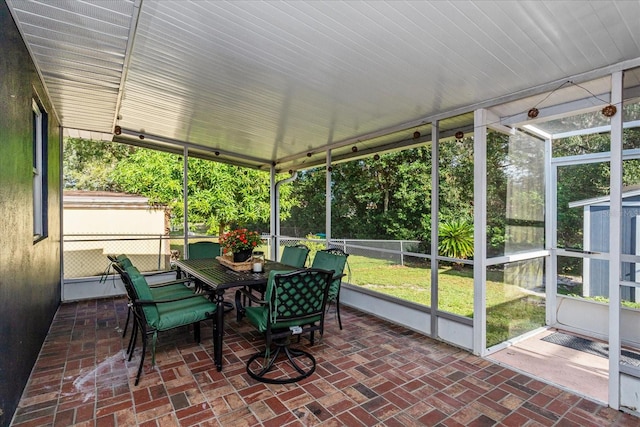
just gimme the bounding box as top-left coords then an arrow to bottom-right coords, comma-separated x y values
310,248 -> 349,330
124,265 -> 218,385
244,268 -> 333,384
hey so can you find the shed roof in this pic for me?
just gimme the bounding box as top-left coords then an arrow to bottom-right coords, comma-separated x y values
7,0 -> 640,171
63,190 -> 158,209
568,186 -> 640,208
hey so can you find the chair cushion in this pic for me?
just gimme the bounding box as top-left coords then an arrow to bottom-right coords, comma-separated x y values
188,242 -> 221,259
246,270 -> 284,332
126,266 -> 152,299
116,254 -> 133,269
245,305 -> 321,333
126,265 -> 216,330
244,305 -> 269,331
149,283 -> 194,299
118,254 -> 192,299
153,296 -> 217,331
262,270 -> 285,302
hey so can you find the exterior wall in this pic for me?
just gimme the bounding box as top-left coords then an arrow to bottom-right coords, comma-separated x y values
0,5 -> 62,426
555,296 -> 640,348
340,285 -> 474,352
586,201 -> 640,300
63,192 -> 168,277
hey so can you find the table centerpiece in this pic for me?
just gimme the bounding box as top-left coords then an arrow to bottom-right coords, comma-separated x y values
219,228 -> 262,263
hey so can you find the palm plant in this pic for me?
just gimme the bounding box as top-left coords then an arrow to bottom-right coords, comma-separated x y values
438,218 -> 474,268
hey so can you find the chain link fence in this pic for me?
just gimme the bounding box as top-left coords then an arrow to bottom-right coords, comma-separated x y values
63,234 -> 423,279
280,236 -> 423,265
63,234 -> 175,278
64,234 -> 269,278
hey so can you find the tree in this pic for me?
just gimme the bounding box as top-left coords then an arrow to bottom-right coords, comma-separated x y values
284,148 -> 433,240
553,129 -> 640,251
110,148 -> 295,235
283,168 -> 327,236
438,139 -> 474,223
63,138 -> 131,190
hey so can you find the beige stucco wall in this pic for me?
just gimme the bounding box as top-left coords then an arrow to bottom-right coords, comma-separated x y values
63,192 -> 169,277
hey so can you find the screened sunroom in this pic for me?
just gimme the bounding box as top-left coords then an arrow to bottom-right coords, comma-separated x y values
3,1 -> 640,424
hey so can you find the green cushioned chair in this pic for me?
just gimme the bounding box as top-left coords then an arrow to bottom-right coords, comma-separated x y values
279,245 -> 310,267
110,256 -> 201,359
310,248 -> 349,330
244,268 -> 333,384
123,265 -> 217,385
186,242 -> 237,311
187,242 -> 224,293
108,254 -> 196,339
188,241 -> 222,259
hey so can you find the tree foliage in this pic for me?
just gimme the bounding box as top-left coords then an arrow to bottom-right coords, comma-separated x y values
63,139 -> 295,235
554,117 -> 640,250
283,117 -> 640,263
63,138 -> 131,190
110,149 -> 294,235
285,148 -> 433,239
284,168 -> 327,236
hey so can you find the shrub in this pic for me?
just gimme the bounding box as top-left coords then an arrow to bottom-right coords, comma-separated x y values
438,218 -> 474,266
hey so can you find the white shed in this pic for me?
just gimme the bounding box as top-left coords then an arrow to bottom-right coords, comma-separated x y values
63,191 -> 169,278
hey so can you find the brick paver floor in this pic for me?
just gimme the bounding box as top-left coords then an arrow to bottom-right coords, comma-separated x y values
10,298 -> 639,426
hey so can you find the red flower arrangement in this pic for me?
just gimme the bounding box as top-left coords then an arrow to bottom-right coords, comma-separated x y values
219,229 -> 262,254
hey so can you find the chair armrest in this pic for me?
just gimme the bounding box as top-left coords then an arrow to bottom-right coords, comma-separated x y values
143,269 -> 177,277
135,290 -> 216,305
237,287 -> 267,306
147,278 -> 194,288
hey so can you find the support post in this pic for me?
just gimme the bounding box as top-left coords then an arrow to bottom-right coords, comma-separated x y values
473,109 -> 488,356
608,70 -> 623,410
431,121 -> 440,338
183,147 -> 189,259
325,150 -> 332,247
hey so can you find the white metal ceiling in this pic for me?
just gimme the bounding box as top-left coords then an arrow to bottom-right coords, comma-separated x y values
7,0 -> 640,171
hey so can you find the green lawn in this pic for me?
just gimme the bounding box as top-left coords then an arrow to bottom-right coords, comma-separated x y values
343,255 -> 545,347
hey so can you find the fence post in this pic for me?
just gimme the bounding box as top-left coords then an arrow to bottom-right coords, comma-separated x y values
158,235 -> 162,271
400,241 -> 404,266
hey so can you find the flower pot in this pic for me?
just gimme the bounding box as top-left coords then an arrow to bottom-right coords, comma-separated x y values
233,249 -> 253,263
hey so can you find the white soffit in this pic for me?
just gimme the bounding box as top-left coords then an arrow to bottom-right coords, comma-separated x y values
7,0 -> 640,170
